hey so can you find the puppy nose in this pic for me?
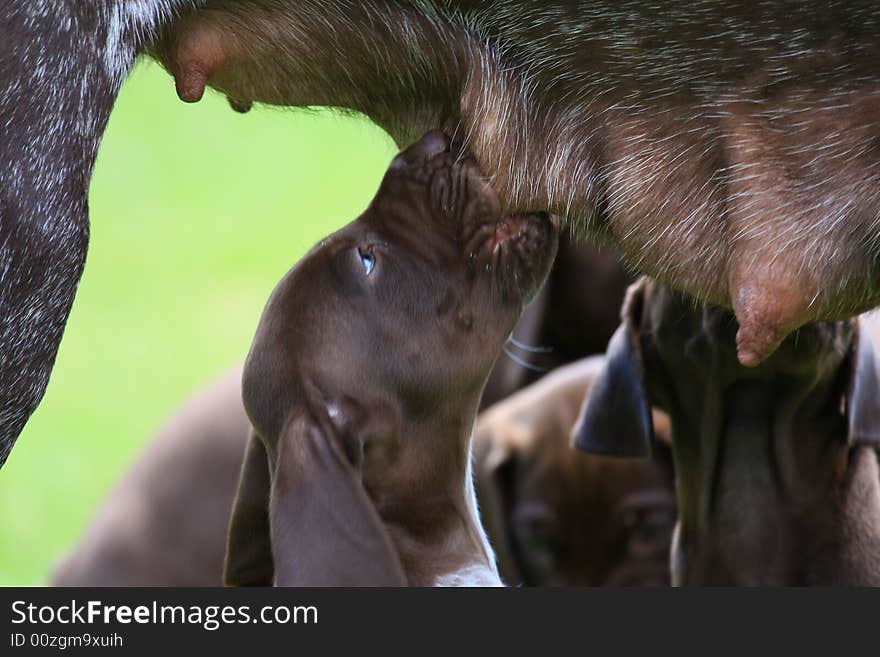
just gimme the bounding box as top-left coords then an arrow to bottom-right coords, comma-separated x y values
390,130 -> 451,169
410,130 -> 451,159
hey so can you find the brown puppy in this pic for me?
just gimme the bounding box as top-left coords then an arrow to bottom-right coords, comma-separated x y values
575,278 -> 880,585
50,367 -> 247,587
475,357 -> 675,587
227,130 -> 557,586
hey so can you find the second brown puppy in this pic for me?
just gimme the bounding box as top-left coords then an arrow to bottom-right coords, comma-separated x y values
475,357 -> 675,586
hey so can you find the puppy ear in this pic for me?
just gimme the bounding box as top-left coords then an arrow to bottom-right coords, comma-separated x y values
472,436 -> 523,586
847,320 -> 880,447
224,430 -> 274,586
269,411 -> 407,586
571,283 -> 654,457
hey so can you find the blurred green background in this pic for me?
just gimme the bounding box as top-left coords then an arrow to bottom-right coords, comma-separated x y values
0,61 -> 397,585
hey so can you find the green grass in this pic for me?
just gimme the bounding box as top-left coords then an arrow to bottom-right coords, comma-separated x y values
0,61 -> 398,585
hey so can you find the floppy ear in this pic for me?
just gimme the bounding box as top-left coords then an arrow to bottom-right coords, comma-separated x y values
224,430 -> 274,586
472,437 -> 524,586
269,411 -> 407,586
847,320 -> 880,447
571,286 -> 654,458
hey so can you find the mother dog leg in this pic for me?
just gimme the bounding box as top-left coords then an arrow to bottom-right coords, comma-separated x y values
0,1 -> 206,466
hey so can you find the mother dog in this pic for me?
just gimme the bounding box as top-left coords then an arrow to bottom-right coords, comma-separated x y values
4,1 -> 880,465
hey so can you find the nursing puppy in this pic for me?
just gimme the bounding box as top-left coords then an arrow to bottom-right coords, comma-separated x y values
226,130 -> 557,586
575,278 -> 880,585
475,357 -> 676,587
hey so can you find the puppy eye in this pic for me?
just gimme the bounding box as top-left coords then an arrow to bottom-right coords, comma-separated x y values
357,246 -> 376,276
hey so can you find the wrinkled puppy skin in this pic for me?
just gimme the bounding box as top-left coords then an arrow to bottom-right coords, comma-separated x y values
150,1 -> 880,366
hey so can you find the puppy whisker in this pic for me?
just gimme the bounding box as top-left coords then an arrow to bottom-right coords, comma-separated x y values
507,337 -> 553,353
502,346 -> 549,372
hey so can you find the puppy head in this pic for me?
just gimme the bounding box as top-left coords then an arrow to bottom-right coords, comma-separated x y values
573,277 -> 880,458
475,387 -> 675,587
245,130 -> 557,447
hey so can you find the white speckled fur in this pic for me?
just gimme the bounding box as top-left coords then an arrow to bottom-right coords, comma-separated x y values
0,1 -> 204,465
